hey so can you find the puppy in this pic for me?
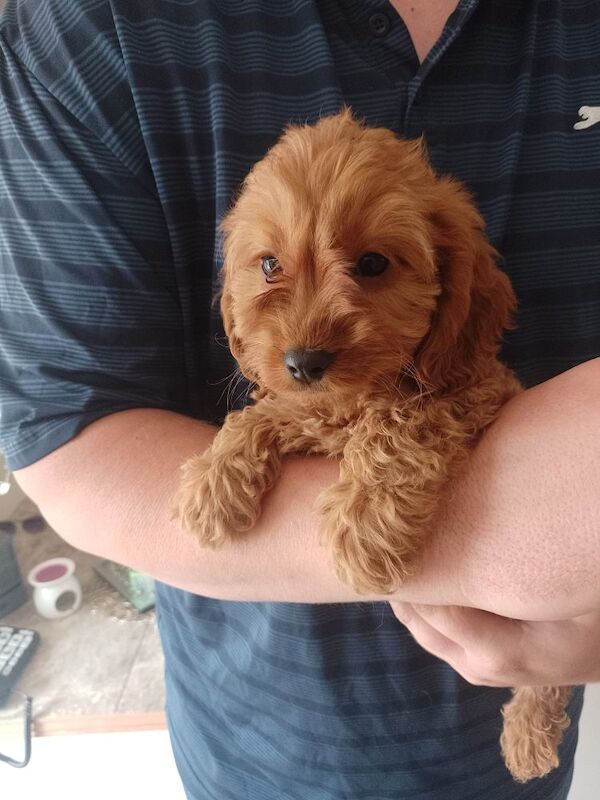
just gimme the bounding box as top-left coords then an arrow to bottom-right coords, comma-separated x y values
176,109 -> 572,782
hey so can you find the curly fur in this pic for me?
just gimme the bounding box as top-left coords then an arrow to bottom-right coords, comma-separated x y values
175,109 -> 571,782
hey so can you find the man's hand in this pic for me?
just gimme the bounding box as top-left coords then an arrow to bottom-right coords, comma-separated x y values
390,602 -> 600,686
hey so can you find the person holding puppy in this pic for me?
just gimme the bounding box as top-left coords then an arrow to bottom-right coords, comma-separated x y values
1,1 -> 598,799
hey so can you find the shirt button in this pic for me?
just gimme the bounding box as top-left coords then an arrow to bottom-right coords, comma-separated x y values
368,12 -> 391,37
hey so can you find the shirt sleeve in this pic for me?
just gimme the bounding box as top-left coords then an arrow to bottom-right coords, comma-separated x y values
0,34 -> 187,469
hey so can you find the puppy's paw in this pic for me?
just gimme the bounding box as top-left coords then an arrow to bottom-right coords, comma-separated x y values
175,451 -> 262,547
317,482 -> 422,595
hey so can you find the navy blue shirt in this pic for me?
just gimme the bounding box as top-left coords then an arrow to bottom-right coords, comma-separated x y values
1,1 -> 597,797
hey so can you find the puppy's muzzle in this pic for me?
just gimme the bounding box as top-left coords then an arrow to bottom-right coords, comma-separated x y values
284,349 -> 334,384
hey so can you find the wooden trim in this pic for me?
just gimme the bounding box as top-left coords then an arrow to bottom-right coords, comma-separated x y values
32,711 -> 167,737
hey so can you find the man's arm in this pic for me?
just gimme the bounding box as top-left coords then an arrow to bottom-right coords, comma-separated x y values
14,358 -> 600,618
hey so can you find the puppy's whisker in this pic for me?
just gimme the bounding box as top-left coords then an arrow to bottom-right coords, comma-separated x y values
242,380 -> 254,405
211,366 -> 243,409
400,362 -> 425,407
213,333 -> 230,348
374,374 -> 400,399
229,370 -> 253,411
218,369 -> 238,408
409,361 -> 435,395
222,368 -> 245,410
400,360 -> 435,410
226,375 -> 241,411
208,367 -> 240,387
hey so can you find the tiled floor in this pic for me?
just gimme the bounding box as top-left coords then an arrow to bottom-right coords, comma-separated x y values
2,498 -> 165,719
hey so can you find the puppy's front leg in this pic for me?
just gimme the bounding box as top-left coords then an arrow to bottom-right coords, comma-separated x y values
176,403 -> 281,547
318,403 -> 474,595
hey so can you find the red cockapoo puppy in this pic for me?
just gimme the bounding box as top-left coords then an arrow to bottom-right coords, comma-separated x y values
176,110 -> 572,782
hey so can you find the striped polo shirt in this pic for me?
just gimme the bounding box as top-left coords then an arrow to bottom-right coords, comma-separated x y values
0,1 -> 597,798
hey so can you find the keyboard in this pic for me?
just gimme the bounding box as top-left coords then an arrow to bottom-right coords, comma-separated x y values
0,626 -> 39,707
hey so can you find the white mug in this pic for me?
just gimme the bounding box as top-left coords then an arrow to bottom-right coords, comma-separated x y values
27,557 -> 82,619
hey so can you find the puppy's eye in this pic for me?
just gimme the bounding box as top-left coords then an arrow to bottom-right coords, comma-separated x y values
261,256 -> 282,282
354,252 -> 389,277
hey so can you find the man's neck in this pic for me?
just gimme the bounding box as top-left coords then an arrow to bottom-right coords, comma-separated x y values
387,0 -> 460,62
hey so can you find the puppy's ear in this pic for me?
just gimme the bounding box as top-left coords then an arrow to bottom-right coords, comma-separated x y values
218,205 -> 248,366
219,239 -> 261,385
414,178 -> 516,389
219,277 -> 244,364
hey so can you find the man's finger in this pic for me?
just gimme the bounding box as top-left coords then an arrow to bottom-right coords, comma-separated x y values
390,602 -> 467,671
391,602 -> 525,686
410,603 -> 524,655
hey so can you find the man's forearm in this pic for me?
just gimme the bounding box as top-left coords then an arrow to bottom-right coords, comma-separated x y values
14,408 -> 375,602
14,359 -> 600,616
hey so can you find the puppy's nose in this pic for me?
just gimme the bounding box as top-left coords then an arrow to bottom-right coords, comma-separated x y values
284,349 -> 334,384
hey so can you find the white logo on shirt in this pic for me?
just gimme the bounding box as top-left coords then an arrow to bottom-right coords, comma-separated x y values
573,105 -> 600,129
